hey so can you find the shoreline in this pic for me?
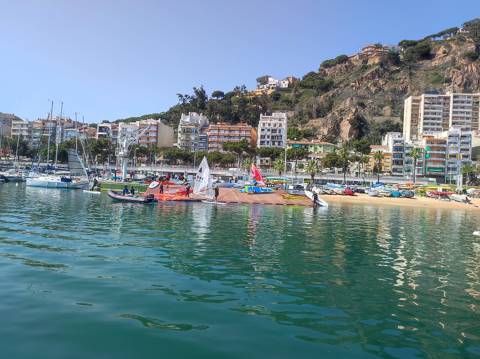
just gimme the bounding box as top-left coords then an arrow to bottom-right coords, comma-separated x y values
320,193 -> 480,211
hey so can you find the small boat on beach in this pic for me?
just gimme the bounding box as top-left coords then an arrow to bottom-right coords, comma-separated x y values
401,190 -> 415,198
343,188 -> 355,196
107,190 -> 155,203
366,189 -> 380,197
450,194 -> 470,203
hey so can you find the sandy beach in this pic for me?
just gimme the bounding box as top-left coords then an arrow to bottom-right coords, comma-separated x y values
319,193 -> 480,211
215,188 -> 480,211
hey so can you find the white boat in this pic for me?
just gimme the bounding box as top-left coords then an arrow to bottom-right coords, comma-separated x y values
0,169 -> 25,182
83,190 -> 101,195
27,174 -> 90,189
366,189 -> 380,197
473,230 -> 480,236
194,157 -> 226,204
305,190 -> 328,207
26,150 -> 89,190
450,194 -> 470,203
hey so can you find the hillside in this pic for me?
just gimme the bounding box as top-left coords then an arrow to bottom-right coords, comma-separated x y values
114,18 -> 480,144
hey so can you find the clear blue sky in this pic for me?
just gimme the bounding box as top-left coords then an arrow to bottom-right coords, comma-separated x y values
0,0 -> 477,123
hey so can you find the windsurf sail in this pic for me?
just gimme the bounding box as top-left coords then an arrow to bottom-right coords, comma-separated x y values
193,157 -> 212,197
250,164 -> 265,185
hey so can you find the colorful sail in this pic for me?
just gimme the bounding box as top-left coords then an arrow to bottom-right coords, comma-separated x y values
250,164 -> 264,184
193,156 -> 211,195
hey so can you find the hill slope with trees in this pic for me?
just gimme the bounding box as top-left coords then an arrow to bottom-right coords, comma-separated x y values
113,18 -> 480,145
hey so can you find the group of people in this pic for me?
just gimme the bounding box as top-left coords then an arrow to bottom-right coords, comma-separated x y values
122,185 -> 137,196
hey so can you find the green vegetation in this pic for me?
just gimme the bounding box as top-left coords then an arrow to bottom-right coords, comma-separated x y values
320,54 -> 349,69
402,40 -> 432,62
107,18 -> 480,148
306,159 -> 319,184
373,151 -> 384,183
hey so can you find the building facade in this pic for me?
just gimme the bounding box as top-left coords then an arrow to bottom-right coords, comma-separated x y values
287,140 -> 336,159
11,119 -> 31,138
257,112 -> 287,148
403,92 -> 480,141
177,112 -> 209,152
96,123 -> 119,143
206,122 -> 256,152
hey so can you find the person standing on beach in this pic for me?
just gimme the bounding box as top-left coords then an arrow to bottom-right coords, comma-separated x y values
312,192 -> 318,208
185,184 -> 191,197
160,183 -> 164,194
214,185 -> 220,202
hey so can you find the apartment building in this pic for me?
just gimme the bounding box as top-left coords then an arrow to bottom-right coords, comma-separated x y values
206,122 -> 256,152
11,119 -> 31,138
382,132 -> 406,176
443,127 -> 472,182
257,112 -> 287,148
96,123 -> 119,143
177,112 -> 209,152
403,92 -> 480,141
0,113 -> 16,138
287,140 -> 336,159
366,145 -> 392,174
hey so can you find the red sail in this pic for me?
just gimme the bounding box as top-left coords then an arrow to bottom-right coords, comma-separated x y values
250,164 -> 264,183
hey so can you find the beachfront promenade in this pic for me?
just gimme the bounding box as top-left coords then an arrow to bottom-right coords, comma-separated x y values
89,163 -> 434,186
0,159 -> 434,185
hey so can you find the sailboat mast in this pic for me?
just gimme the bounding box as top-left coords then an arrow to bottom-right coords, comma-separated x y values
14,133 -> 20,168
54,101 -> 63,167
74,112 -> 78,152
46,100 -> 54,164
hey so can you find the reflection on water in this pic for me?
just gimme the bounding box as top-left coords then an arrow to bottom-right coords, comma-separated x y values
0,183 -> 479,358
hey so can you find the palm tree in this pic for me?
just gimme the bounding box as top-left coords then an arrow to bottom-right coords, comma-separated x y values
338,145 -> 351,184
306,159 -> 319,187
373,151 -> 384,183
273,157 -> 285,176
242,157 -> 253,174
462,164 -> 476,186
408,148 -> 422,184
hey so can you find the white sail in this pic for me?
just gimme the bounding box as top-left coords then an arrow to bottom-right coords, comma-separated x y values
193,157 -> 211,196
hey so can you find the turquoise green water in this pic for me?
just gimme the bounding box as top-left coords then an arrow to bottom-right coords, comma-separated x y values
0,183 -> 479,358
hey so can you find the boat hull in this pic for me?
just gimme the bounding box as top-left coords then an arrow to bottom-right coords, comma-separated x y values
107,190 -> 155,203
26,178 -> 89,189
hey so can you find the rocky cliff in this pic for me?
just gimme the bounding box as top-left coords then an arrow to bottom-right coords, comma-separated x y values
296,23 -> 480,142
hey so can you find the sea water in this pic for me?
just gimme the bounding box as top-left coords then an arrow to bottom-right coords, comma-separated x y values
0,183 -> 479,358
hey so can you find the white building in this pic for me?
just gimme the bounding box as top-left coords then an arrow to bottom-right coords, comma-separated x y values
96,123 -> 119,143
257,112 -> 287,148
442,127 -> 472,182
257,76 -> 297,90
403,92 -> 480,141
382,132 -> 406,176
177,112 -> 209,152
11,119 -> 31,138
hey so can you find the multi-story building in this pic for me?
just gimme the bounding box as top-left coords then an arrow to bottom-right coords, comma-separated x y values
420,136 -> 448,177
287,140 -> 336,159
11,119 -> 31,138
177,112 -> 209,152
96,123 -> 119,143
206,122 -> 256,151
0,113 -> 16,139
442,127 -> 472,182
403,92 -> 480,141
366,145 -> 392,174
257,112 -> 287,148
382,132 -> 406,176
97,119 -> 174,149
